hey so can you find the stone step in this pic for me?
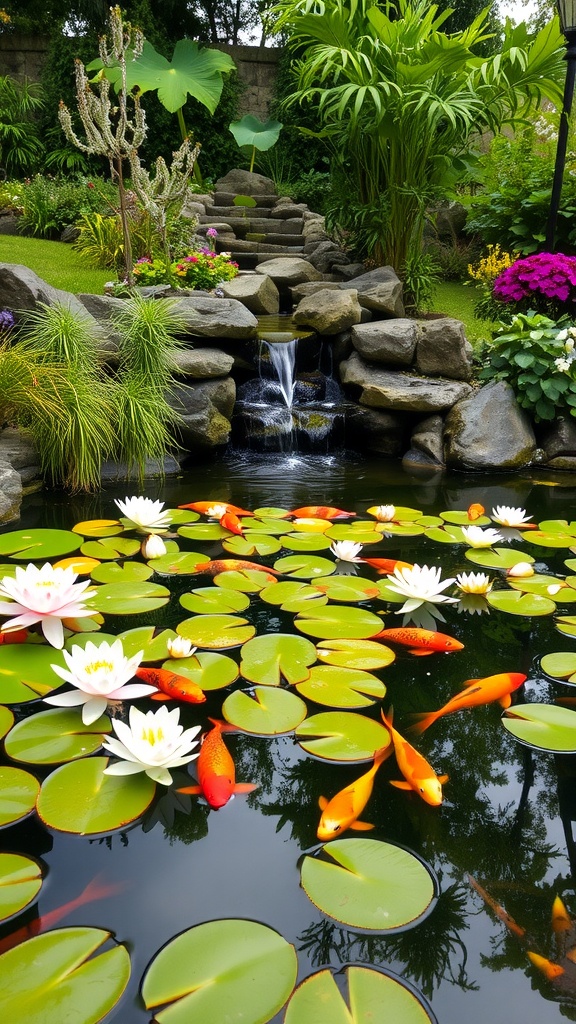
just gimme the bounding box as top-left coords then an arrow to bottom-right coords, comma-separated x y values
219,238 -> 304,254
229,250 -> 311,270
212,192 -> 279,208
199,215 -> 304,235
209,205 -> 275,219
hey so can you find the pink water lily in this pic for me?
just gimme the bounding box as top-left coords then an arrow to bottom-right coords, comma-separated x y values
0,562 -> 96,649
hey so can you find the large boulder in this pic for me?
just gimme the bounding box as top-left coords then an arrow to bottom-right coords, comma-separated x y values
340,352 -> 472,412
172,296 -> 258,340
340,267 -> 405,317
0,265 -> 101,325
169,377 -> 236,453
214,169 -> 277,196
0,460 -> 23,523
222,274 -> 280,315
173,347 -> 234,379
255,257 -> 323,288
539,415 -> 576,470
415,318 -> 473,381
0,427 -> 41,485
293,288 -> 363,335
344,406 -> 408,456
406,414 -> 445,466
444,380 -> 537,470
350,320 -> 418,366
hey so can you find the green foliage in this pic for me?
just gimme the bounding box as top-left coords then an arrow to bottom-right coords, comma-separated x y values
0,180 -> 25,213
131,249 -> 239,289
73,209 -> 160,271
0,235 -> 110,294
0,75 -> 45,176
424,237 -> 483,283
479,312 -> 576,421
281,170 -> 332,214
229,114 -> 283,172
18,175 -> 118,239
402,249 -> 442,314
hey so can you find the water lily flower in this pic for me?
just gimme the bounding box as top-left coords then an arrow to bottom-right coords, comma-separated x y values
45,639 -> 151,724
387,563 -> 458,615
0,562 -> 96,649
330,540 -> 364,562
102,705 -> 201,785
167,636 -> 196,659
456,594 -> 491,616
141,534 -> 167,559
115,496 -> 171,534
372,505 -> 396,522
507,562 -> 535,578
461,525 -> 503,548
206,504 -> 229,519
456,572 -> 493,595
491,505 -> 533,528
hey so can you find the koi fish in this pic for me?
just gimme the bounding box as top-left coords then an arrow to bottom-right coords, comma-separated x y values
467,502 -> 485,521
552,895 -> 572,934
0,876 -> 125,954
360,557 -> 414,575
220,511 -> 244,536
373,626 -> 464,656
192,559 -> 281,579
317,744 -> 392,840
380,708 -> 447,805
527,951 -> 565,981
178,501 -> 253,516
468,875 -> 526,939
178,718 -> 256,809
289,506 -> 356,519
409,672 -> 527,735
135,667 -> 206,704
0,628 -> 28,644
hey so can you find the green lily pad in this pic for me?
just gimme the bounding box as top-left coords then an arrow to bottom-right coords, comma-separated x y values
0,853 -> 43,923
90,561 -> 153,584
148,551 -> 207,575
0,646 -> 66,703
508,575 -> 576,600
72,519 -> 123,538
253,507 -> 291,518
80,536 -> 140,560
222,534 -> 282,557
502,703 -> 576,752
296,712 -> 390,762
523,530 -> 576,548
295,666 -> 386,708
260,581 -> 328,613
89,581 -> 170,615
141,918 -> 297,1024
325,526 -> 382,544
167,509 -> 200,524
486,590 -> 556,616
284,965 -> 435,1024
538,519 -> 576,534
301,838 -> 437,930
177,614 -> 255,649
440,510 -> 491,526
295,606 -> 384,640
162,651 -> 238,691
246,518 -> 293,536
465,548 -> 535,570
315,639 -> 395,670
240,633 -> 317,686
0,529 -> 81,560
0,766 -> 40,827
556,615 -> 576,639
415,515 -> 444,528
565,558 -> 576,571
313,576 -> 381,602
37,757 -> 156,834
179,587 -> 250,615
273,554 -> 336,580
375,522 -> 425,537
177,524 -> 229,542
281,532 -> 332,552
540,652 -> 576,682
114,626 -> 177,662
424,524 -> 466,545
0,704 -> 14,738
214,569 -> 277,593
0,927 -> 131,1024
222,686 -> 308,734
4,708 -> 112,765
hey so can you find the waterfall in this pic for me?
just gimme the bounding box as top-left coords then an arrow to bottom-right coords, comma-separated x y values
264,339 -> 297,408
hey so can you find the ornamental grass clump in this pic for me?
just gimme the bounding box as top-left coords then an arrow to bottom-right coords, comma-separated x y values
493,252 -> 576,320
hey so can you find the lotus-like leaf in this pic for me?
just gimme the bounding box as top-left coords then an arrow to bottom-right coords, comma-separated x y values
540,651 -> 576,682
178,524 -> 229,542
325,525 -> 382,544
141,919 -> 297,1023
180,587 -> 250,615
313,576 -> 381,602
0,852 -> 43,923
415,515 -> 444,527
222,686 -> 308,734
0,529 -> 81,560
222,534 -> 282,557
556,615 -> 576,639
502,703 -> 576,752
214,569 -> 277,593
260,581 -> 328,613
54,556 -> 101,575
295,605 -> 384,640
315,639 -> 395,670
253,506 -> 291,518
295,665 -> 386,708
230,114 -> 283,153
161,651 -> 238,690
464,547 -> 534,570
424,524 -> 466,544
72,519 -> 123,538
240,633 -> 317,686
367,505 -> 422,521
440,510 -> 491,526
37,757 -> 156,833
246,517 -> 293,535
149,551 -> 207,575
296,711 -> 390,761
90,561 -> 154,584
301,838 -> 437,930
167,509 -> 200,524
0,645 -> 67,703
524,530 -> 575,548
89,581 -> 170,615
4,708 -> 111,765
0,703 -> 14,738
284,965 -> 435,1024
81,537 -> 140,560
281,532 -> 332,552
273,554 -> 336,579
0,766 -> 40,827
0,927 -> 130,1024
375,522 -> 426,537
177,614 -> 255,648
486,590 -> 556,616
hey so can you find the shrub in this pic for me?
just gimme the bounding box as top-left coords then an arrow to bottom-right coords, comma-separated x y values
467,244 -> 519,322
132,247 -> 239,290
492,252 -> 576,320
19,175 -> 117,238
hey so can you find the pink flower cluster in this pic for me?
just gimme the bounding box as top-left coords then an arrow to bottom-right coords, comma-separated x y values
493,253 -> 576,304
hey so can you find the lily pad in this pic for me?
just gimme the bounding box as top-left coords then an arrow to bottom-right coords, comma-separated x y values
502,703 -> 576,752
440,510 -> 491,526
161,651 -> 238,691
149,551 -> 207,576
556,615 -> 576,639
167,508 -> 200,524
4,708 -> 112,764
214,569 -> 277,593
53,556 -> 101,575
222,534 -> 282,557
141,918 -> 297,1024
80,536 -> 140,560
522,530 -> 575,548
284,965 -> 435,1024
464,547 -> 534,570
177,614 -> 255,649
0,529 -> 81,560
301,838 -> 437,930
253,506 -> 291,519
375,522 -> 425,537
72,519 -> 123,538
540,652 -> 576,682
0,853 -> 43,923
486,590 -> 556,616
245,518 -> 293,536
508,575 -> 576,601
113,626 -> 177,662
0,704 -> 14,738
315,639 -> 395,670
0,766 -> 40,827
325,525 -> 382,544
423,524 -> 466,545
222,686 -> 308,734
177,524 -> 229,542
240,633 -> 317,686
0,645 -> 67,703
295,606 -> 384,640
273,554 -> 336,580
296,712 -> 390,762
313,576 -> 381,602
281,532 -> 332,552
179,587 -> 250,615
89,581 -> 170,615
0,927 -> 131,1024
295,666 -> 386,708
260,581 -> 328,613
90,561 -> 154,584
37,757 -> 156,834
290,518 -> 332,533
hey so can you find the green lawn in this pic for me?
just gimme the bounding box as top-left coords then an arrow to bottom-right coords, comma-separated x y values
431,281 -> 492,349
0,235 -> 110,295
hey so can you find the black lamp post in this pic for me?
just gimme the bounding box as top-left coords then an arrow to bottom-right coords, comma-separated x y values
546,1 -> 576,251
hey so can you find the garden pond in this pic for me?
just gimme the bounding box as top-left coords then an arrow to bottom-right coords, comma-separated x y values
2,452 -> 576,1023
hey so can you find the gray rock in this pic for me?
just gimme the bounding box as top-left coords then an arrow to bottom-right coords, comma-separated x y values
341,266 -> 405,317
0,459 -> 23,523
255,257 -> 323,288
222,274 -> 280,315
290,281 -> 341,304
431,200 -> 468,240
181,200 -> 206,219
100,456 -> 181,481
0,427 -> 41,487
271,202 -> 308,219
215,169 -> 277,196
351,320 -> 418,366
0,214 -> 20,235
0,264 -> 100,325
415,318 -> 473,381
60,225 -> 80,243
334,263 -> 367,280
345,406 -> 407,456
340,352 -> 472,412
409,414 -> 445,465
540,415 -> 576,461
308,246 -> 350,274
444,380 -> 537,470
171,296 -> 258,339
173,346 -> 234,378
293,288 -> 363,335
169,377 -> 236,453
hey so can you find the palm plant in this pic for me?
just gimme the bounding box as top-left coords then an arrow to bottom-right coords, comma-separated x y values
0,75 -> 45,176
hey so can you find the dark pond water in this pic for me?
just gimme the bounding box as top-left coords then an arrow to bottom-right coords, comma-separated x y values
2,451 -> 576,1023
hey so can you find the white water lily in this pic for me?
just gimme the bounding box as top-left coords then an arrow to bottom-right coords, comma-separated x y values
507,561 -> 535,577
0,562 -> 96,649
330,540 -> 364,562
141,533 -> 167,559
387,563 -> 458,614
102,704 -> 201,785
372,505 -> 396,522
167,636 -> 196,659
45,639 -> 151,725
461,525 -> 503,548
114,496 -> 171,534
206,504 -> 228,519
491,505 -> 533,528
456,572 -> 493,595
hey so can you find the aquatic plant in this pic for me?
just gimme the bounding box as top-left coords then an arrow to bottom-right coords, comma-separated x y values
45,639 -> 152,724
0,562 -> 95,648
103,704 -> 201,785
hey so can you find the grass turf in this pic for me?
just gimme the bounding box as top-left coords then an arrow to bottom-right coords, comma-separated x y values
0,235 -> 111,295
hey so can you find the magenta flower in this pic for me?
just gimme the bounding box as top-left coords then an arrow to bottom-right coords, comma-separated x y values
494,253 -> 576,311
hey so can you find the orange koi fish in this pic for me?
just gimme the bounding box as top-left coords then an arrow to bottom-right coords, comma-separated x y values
373,627 -> 464,656
468,875 -> 526,939
289,506 -> 356,519
552,895 -> 572,934
467,502 -> 485,521
380,708 -> 447,805
317,744 -> 392,840
135,667 -> 206,704
0,876 -> 125,954
409,672 -> 527,735
178,501 -> 253,516
178,718 -> 257,809
192,559 -> 281,579
527,951 -> 565,981
360,557 -> 414,575
0,628 -> 28,644
220,511 -> 244,536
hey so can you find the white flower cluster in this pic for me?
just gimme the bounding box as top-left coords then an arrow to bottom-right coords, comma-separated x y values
555,327 -> 576,374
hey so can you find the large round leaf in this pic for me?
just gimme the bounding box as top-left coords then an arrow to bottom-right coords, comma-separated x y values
369,505 -> 422,522
325,526 -> 382,544
177,614 -> 255,649
89,581 -> 170,615
260,581 -> 328,613
555,615 -> 576,639
296,712 -> 390,762
301,838 -> 437,930
423,524 -> 465,545
240,633 -> 317,686
178,524 -> 229,542
141,919 -> 297,1024
540,651 -> 576,682
486,590 -> 556,616
90,561 -> 153,584
167,509 -> 200,524
180,587 -> 250,615
0,853 -> 42,923
4,708 -> 111,765
281,532 -> 332,552
0,646 -> 66,703
161,651 -> 238,691
291,518 -> 332,533
315,639 -> 395,670
222,535 -> 282,557
116,626 -> 178,662
54,556 -> 101,575
149,551 -> 207,576
295,666 -> 386,708
375,522 -> 425,537
464,547 -> 534,570
0,927 -> 130,1024
72,519 -> 123,538
440,510 -> 490,526
253,507 -> 290,519
215,569 -> 278,593
502,703 -> 576,752
222,686 -> 308,734
0,529 -> 81,560
295,606 -> 384,640
0,766 -> 40,827
0,704 -> 14,738
246,517 -> 293,535
525,529 -> 576,548
313,576 -> 381,602
80,536 -> 140,560
507,574 -> 576,600
284,965 -> 435,1024
37,757 -> 156,834
273,554 -> 336,580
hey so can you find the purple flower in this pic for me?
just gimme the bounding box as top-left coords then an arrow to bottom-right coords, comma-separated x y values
0,309 -> 15,332
494,253 -> 576,309
206,227 -> 218,239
